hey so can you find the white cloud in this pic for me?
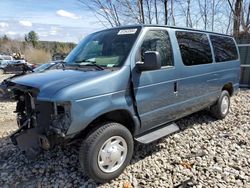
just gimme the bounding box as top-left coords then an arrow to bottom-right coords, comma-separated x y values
50,26 -> 60,36
6,31 -> 16,35
0,22 -> 9,28
49,26 -> 61,36
56,9 -> 80,19
19,20 -> 32,27
38,31 -> 49,37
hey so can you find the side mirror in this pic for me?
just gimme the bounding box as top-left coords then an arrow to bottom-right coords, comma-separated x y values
136,51 -> 161,71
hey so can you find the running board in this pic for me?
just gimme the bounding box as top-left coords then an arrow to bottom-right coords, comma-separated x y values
135,123 -> 180,144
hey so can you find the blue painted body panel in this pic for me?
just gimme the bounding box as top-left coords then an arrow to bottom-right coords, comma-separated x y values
10,25 -> 240,138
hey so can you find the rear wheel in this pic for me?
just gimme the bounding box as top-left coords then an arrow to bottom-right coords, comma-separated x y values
79,122 -> 134,183
210,90 -> 230,119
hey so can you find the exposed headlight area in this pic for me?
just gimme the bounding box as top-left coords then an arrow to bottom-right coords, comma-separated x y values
51,101 -> 72,136
11,85 -> 72,134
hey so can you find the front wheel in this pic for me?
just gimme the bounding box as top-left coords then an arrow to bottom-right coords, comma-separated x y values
79,122 -> 134,183
210,90 -> 230,119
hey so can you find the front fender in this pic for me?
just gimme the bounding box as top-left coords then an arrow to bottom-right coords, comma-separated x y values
66,89 -> 138,136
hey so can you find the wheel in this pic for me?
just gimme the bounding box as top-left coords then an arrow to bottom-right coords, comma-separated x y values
79,122 -> 134,183
210,90 -> 230,119
0,69 -> 4,75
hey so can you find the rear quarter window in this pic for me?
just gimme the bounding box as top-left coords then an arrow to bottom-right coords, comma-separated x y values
210,35 -> 238,62
176,31 -> 212,66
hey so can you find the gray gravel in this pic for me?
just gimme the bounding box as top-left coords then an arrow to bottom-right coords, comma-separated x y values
0,74 -> 250,187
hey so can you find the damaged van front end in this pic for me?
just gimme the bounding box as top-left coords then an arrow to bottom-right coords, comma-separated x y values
9,83 -> 72,158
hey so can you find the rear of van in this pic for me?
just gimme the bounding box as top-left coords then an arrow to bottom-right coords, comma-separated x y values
173,29 -> 240,119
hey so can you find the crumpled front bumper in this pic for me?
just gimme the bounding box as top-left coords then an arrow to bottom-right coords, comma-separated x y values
10,126 -> 63,159
10,127 -> 43,158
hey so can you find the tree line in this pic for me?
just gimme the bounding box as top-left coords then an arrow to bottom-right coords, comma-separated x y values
0,31 -> 76,64
0,31 -> 76,55
80,0 -> 250,37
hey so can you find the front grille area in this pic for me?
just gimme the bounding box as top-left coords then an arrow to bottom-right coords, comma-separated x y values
35,101 -> 54,129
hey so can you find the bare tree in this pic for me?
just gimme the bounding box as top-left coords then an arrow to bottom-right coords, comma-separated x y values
211,0 -> 215,31
78,0 -> 121,27
78,0 -> 248,36
138,0 -> 145,23
197,0 -> 209,30
163,0 -> 169,25
241,1 -> 250,34
145,0 -> 153,24
117,0 -> 142,23
154,0 -> 159,24
227,0 -> 243,36
177,0 -> 192,27
226,0 -> 235,34
170,0 -> 176,25
186,0 -> 192,27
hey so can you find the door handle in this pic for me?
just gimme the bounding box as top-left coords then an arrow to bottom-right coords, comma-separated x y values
174,82 -> 178,94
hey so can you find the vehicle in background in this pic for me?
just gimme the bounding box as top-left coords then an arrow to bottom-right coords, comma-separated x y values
0,60 -> 35,74
8,25 -> 240,183
0,55 -> 14,70
52,53 -> 68,61
0,61 -> 63,100
0,54 -> 14,61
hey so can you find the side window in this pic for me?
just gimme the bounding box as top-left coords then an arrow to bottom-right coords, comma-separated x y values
176,31 -> 212,66
141,30 -> 173,67
210,35 -> 238,62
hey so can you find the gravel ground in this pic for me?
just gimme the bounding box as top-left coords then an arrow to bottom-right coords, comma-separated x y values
0,74 -> 250,188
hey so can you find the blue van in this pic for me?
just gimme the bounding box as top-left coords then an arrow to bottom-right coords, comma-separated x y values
9,25 -> 240,182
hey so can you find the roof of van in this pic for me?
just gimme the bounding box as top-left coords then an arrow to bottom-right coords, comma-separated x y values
107,24 -> 232,37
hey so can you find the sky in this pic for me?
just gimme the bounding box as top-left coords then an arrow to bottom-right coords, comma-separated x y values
0,0 -> 104,42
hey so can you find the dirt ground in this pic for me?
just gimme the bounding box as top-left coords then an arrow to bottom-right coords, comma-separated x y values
0,74 -> 17,136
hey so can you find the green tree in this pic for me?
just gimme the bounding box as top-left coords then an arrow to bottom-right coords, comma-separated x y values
2,34 -> 9,42
25,31 -> 39,47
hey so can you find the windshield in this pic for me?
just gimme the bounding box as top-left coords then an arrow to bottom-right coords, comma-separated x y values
65,27 -> 141,68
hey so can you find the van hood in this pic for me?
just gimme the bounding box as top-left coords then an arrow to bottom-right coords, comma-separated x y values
10,69 -> 110,98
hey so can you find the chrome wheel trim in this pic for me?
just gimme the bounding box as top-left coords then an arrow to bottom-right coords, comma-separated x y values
98,136 -> 128,173
221,95 -> 229,115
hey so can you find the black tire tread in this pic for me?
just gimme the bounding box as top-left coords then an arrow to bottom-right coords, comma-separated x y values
210,90 -> 230,119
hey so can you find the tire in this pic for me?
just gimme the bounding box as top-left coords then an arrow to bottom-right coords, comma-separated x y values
210,90 -> 230,119
0,69 -> 4,75
79,122 -> 134,183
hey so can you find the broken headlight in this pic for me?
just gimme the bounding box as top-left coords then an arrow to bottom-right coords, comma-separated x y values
51,101 -> 71,136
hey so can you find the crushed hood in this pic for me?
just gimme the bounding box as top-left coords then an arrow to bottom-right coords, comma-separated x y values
10,69 -> 110,98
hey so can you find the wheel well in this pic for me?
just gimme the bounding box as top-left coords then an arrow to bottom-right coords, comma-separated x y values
222,83 -> 233,96
76,110 -> 136,140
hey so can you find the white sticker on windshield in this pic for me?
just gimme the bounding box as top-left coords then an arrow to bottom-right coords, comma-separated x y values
107,64 -> 115,67
118,29 -> 137,35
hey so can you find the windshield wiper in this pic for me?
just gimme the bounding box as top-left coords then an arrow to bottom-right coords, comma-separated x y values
56,61 -> 66,69
75,60 -> 104,70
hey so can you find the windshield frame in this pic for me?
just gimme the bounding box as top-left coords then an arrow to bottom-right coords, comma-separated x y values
64,26 -> 142,69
